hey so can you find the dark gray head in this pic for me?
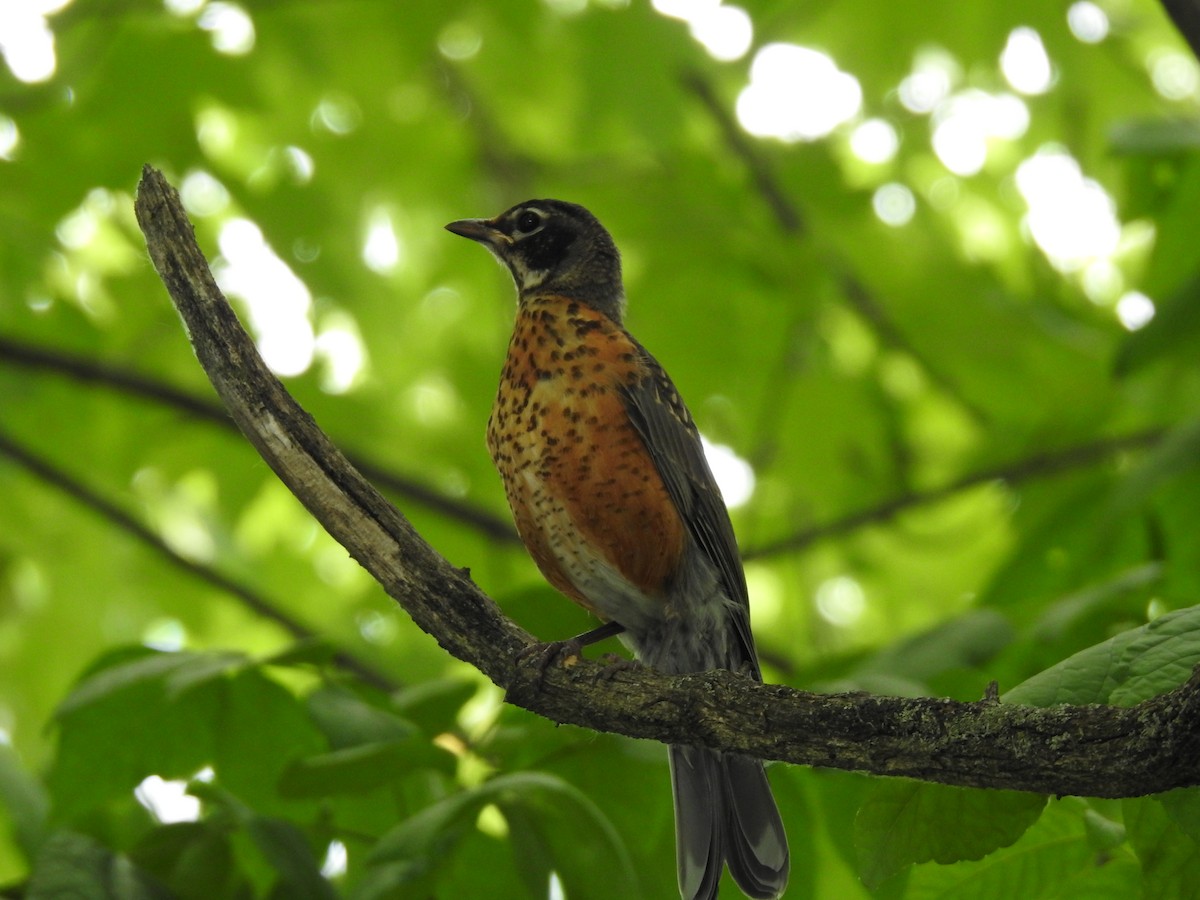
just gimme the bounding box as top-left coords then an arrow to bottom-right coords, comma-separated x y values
446,199 -> 626,322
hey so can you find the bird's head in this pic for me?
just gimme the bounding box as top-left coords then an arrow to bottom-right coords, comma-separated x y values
446,199 -> 626,322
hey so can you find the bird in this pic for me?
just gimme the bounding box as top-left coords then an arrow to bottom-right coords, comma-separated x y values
446,200 -> 789,900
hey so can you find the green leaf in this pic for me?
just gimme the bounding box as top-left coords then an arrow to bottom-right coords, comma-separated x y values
1004,606 -> 1200,707
128,822 -> 243,900
1109,118 -> 1200,156
904,800 -> 1096,900
28,830 -> 172,900
262,639 -> 340,670
212,668 -> 326,816
854,780 -> 1046,888
1116,274 -> 1200,376
1124,796 -> 1200,900
48,652 -> 224,821
356,772 -> 637,900
1082,808 -> 1126,852
391,678 -> 479,736
278,739 -> 454,798
1101,416 -> 1200,530
0,743 -> 49,859
245,817 -> 336,900
56,650 -> 214,717
1161,788 -> 1200,845
306,685 -> 417,750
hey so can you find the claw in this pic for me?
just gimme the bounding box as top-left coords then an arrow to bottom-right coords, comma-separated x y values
597,652 -> 638,681
515,620 -> 627,679
517,637 -> 585,674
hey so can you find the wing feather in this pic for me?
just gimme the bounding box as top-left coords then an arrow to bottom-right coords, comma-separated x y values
619,344 -> 760,678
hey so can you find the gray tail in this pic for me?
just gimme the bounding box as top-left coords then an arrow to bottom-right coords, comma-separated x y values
669,745 -> 789,900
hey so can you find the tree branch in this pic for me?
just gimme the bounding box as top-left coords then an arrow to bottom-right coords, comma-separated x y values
0,334 -> 520,546
745,429 -> 1164,559
0,423 -> 394,692
1160,0 -> 1200,62
133,164 -> 1200,798
682,72 -> 990,425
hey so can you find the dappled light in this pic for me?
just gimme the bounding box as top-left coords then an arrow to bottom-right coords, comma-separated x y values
737,43 -> 862,141
214,218 -> 315,376
134,773 -> 204,824
700,435 -> 756,508
198,2 -> 255,56
1068,2 -> 1110,43
1000,27 -> 1054,96
2,0 -> 1200,896
0,0 -> 66,83
1015,147 -> 1123,272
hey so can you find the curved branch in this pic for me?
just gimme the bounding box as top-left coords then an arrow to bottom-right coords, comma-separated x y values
134,164 -> 1200,798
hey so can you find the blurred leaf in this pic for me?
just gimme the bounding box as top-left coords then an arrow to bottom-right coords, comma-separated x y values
28,830 -> 172,900
305,685 -> 417,750
1029,563 -> 1162,643
1082,808 -> 1127,852
356,772 -> 637,900
128,822 -> 242,900
0,743 -> 48,862
212,668 -> 326,816
1109,118 -> 1200,155
1124,796 -> 1200,900
854,780 -> 1046,888
48,652 -> 224,821
1101,416 -> 1200,528
244,817 -> 336,900
279,739 -> 453,798
391,678 -> 479,737
852,609 -> 1015,687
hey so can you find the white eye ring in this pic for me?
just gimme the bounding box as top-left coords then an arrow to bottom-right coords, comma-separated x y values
514,209 -> 544,235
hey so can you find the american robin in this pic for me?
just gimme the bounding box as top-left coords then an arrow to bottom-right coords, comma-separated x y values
446,200 -> 789,900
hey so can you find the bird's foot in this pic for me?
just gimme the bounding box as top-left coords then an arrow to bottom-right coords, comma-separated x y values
516,637 -> 586,674
515,621 -> 627,678
596,652 -> 639,681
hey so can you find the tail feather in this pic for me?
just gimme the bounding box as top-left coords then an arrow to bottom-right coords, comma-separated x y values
669,745 -> 789,900
722,754 -> 789,898
670,746 -> 723,900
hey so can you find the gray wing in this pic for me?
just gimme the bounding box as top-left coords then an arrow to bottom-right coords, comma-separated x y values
619,345 -> 761,679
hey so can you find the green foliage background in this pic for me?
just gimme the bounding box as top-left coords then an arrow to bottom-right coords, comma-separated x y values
2,0 -> 1200,896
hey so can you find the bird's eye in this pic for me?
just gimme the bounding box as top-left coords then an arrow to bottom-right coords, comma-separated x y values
515,210 -> 542,234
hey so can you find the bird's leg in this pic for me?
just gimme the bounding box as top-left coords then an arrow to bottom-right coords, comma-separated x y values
517,620 -> 626,673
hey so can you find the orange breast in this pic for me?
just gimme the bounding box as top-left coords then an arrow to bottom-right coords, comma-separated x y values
487,295 -> 686,620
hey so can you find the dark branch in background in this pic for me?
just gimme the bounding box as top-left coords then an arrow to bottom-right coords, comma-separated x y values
0,424 -> 394,692
1160,0 -> 1200,61
682,71 -> 990,425
0,335 -> 519,546
746,429 -> 1163,559
0,335 -> 1167,565
133,164 -> 1200,798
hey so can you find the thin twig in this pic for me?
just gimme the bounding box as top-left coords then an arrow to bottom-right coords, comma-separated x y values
0,334 -> 520,545
682,70 -> 989,424
0,423 -> 396,692
747,429 -> 1163,558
